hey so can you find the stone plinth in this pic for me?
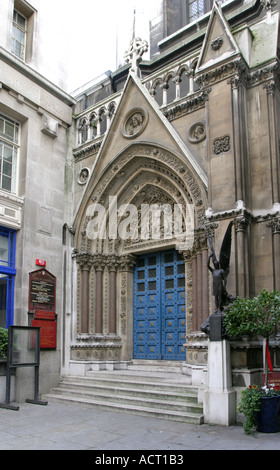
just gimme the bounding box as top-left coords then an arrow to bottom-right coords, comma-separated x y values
203,340 -> 236,426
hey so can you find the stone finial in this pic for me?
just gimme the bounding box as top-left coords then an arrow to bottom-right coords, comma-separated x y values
124,37 -> 148,76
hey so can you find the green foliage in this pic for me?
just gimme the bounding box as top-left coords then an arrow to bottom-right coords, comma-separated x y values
238,385 -> 261,434
0,328 -> 8,359
223,289 -> 280,339
238,384 -> 280,434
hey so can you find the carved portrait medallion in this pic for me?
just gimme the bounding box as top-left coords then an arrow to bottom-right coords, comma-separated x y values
188,122 -> 206,144
122,108 -> 148,139
77,167 -> 90,185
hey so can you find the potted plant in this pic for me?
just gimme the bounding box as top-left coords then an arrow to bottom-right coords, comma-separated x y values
224,290 -> 280,433
238,384 -> 280,434
224,289 -> 280,383
0,328 -> 8,360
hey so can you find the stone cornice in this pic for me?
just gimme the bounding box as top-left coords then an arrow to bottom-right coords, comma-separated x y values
205,206 -> 280,227
0,46 -> 76,107
162,88 -> 211,122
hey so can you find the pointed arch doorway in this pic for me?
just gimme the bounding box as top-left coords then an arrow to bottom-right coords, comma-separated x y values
133,249 -> 186,361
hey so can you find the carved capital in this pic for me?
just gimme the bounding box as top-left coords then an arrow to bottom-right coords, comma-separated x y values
76,252 -> 92,271
267,215 -> 280,234
264,80 -> 276,95
92,254 -> 106,271
107,255 -> 119,272
194,231 -> 208,252
235,216 -> 249,233
118,254 -> 136,272
179,249 -> 193,261
204,221 -> 219,241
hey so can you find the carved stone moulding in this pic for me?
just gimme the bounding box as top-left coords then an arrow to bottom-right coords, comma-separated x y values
184,332 -> 208,366
122,107 -> 148,139
70,335 -> 122,361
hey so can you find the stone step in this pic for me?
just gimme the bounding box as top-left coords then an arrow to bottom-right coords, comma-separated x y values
66,374 -> 195,395
48,386 -> 202,414
126,360 -> 184,374
43,393 -> 203,424
53,379 -> 198,402
43,368 -> 204,424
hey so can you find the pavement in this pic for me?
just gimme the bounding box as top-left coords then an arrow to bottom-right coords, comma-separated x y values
0,400 -> 280,451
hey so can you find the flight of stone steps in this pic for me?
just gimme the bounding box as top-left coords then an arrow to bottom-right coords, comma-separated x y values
43,361 -> 204,424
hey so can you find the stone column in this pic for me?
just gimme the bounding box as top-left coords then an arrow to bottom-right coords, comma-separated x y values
196,251 -> 203,329
161,83 -> 168,106
76,253 -> 92,334
107,255 -> 119,335
173,75 -> 181,101
267,215 -> 280,291
181,250 -> 193,335
191,254 -> 197,331
187,69 -> 194,95
118,254 -> 136,360
264,80 -> 280,206
202,247 -> 209,322
230,73 -> 246,205
92,255 -> 106,334
235,215 -> 249,298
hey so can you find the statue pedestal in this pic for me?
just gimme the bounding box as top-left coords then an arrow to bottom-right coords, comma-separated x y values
203,340 -> 236,426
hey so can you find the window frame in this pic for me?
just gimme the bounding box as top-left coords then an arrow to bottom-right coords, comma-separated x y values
0,114 -> 19,194
0,227 -> 16,328
11,1 -> 37,64
11,9 -> 27,61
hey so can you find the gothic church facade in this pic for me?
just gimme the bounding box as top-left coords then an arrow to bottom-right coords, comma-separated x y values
65,0 -> 280,384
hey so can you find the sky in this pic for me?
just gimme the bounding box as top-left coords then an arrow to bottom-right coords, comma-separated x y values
50,0 -> 159,93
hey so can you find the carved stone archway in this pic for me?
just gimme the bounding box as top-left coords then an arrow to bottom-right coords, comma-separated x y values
71,143 -> 209,368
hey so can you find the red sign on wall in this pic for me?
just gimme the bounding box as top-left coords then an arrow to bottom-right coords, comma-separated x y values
29,269 -> 57,350
29,269 -> 56,312
35,310 -> 56,321
36,259 -> 46,267
31,319 -> 57,349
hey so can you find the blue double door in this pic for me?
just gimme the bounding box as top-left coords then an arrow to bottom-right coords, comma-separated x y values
133,250 -> 186,361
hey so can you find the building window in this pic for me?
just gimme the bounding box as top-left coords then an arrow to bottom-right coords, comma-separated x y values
11,1 -> 36,63
187,0 -> 228,23
188,0 -> 206,22
0,227 -> 16,328
0,114 -> 19,194
11,9 -> 27,60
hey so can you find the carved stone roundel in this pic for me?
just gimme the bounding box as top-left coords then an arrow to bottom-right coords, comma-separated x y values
122,108 -> 148,139
188,122 -> 206,144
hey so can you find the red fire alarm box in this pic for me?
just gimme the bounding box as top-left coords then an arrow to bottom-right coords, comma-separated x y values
36,259 -> 46,267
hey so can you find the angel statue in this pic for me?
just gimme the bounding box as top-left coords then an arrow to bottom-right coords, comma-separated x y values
201,221 -> 235,336
208,221 -> 233,312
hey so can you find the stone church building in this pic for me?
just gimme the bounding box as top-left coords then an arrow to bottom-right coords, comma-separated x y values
1,0 -> 280,422
66,0 -> 280,383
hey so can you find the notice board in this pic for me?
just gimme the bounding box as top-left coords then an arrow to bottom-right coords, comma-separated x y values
29,269 -> 57,350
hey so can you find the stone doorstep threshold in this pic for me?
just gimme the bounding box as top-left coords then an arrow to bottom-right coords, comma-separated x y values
68,359 -> 187,375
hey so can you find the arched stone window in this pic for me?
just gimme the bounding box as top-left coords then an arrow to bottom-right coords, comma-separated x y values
151,79 -> 164,107
108,102 -> 116,121
178,66 -> 190,98
89,113 -> 97,139
99,108 -> 107,135
78,117 -> 87,144
166,73 -> 176,104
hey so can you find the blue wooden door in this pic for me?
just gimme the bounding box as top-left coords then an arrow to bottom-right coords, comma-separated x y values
133,251 -> 186,361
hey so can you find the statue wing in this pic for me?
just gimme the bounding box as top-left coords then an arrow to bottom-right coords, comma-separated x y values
219,221 -> 233,275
